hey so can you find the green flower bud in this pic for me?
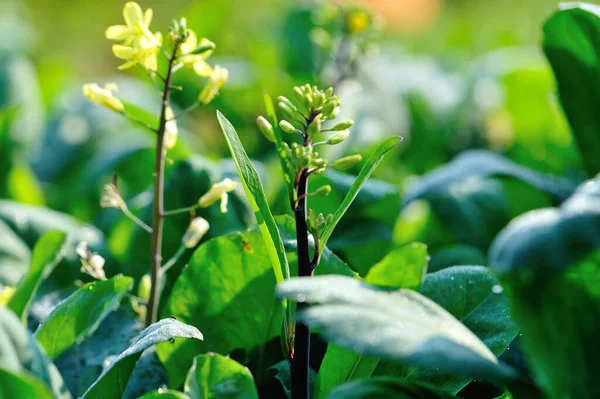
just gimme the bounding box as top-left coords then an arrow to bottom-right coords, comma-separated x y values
278,102 -> 296,121
307,115 -> 322,136
328,129 -> 349,145
293,86 -> 304,102
278,96 -> 296,111
321,101 -> 336,118
279,120 -> 296,134
329,107 -> 341,119
138,274 -> 152,301
257,116 -> 276,143
315,185 -> 332,197
191,41 -> 216,55
331,120 -> 354,131
332,154 -> 362,170
325,87 -> 334,97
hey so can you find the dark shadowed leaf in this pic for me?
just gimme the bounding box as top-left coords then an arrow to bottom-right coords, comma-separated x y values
82,318 -> 203,399
326,377 -> 453,399
35,276 -> 133,358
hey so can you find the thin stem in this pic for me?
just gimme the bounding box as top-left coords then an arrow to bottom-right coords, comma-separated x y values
146,42 -> 181,327
163,203 -> 199,216
123,112 -> 157,132
291,168 -> 311,399
122,207 -> 153,233
160,244 -> 187,274
171,102 -> 201,120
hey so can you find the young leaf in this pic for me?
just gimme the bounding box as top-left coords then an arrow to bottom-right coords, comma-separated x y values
315,243 -> 429,399
0,306 -> 71,399
277,276 -> 516,384
82,318 -> 203,399
319,136 -> 401,256
8,231 -> 66,322
543,3 -> 600,176
216,111 -> 290,284
35,276 -> 133,358
0,368 -> 54,399
139,390 -> 190,399
184,353 -> 258,399
326,377 -> 454,399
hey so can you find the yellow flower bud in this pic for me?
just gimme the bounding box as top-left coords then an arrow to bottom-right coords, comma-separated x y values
0,286 -> 16,305
198,178 -> 237,213
331,154 -> 363,171
138,274 -> 152,301
182,217 -> 210,248
198,65 -> 228,104
257,116 -> 276,143
315,185 -> 332,197
83,83 -> 124,113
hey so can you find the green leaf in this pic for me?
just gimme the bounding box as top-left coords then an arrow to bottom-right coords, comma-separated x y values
407,266 -> 519,394
139,390 -> 191,399
184,353 -> 258,399
315,243 -> 428,399
0,306 -> 71,398
319,136 -> 401,256
365,243 -> 428,289
325,377 -> 453,399
543,3 -> 600,176
403,150 -> 575,206
0,218 -> 31,286
277,276 -> 515,383
217,111 -> 290,284
82,318 -> 203,399
0,368 -> 54,399
8,231 -> 66,322
35,276 -> 133,358
490,177 -> 600,399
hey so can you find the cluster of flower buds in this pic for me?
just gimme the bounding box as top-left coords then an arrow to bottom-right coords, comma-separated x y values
308,209 -> 333,241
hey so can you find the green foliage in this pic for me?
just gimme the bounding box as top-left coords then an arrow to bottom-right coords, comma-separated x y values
184,353 -> 258,399
35,276 -> 133,358
0,306 -> 70,398
7,231 -> 66,321
326,377 -> 454,399
490,177 -> 600,399
0,368 -> 54,399
543,3 -> 600,176
82,317 -> 203,398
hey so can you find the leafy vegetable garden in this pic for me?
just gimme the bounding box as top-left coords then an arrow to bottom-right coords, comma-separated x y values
1,1 -> 600,398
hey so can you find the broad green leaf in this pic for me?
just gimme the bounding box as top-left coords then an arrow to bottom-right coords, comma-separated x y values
140,390 -> 191,399
407,266 -> 519,394
319,136 -> 401,256
217,111 -> 290,284
82,318 -> 203,399
157,222 -> 353,387
543,3 -> 600,176
0,368 -> 54,399
35,276 -> 133,358
184,353 -> 258,399
490,177 -> 600,399
0,306 -> 70,399
326,377 -> 453,399
8,231 -> 66,322
315,243 -> 428,399
403,150 -> 575,206
277,276 -> 515,384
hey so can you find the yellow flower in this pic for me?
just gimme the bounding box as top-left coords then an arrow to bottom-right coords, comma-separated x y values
179,30 -> 214,77
112,32 -> 163,71
198,65 -> 229,104
0,286 -> 16,305
106,1 -> 155,45
198,178 -> 237,213
82,83 -> 124,113
347,10 -> 370,34
164,107 -> 178,150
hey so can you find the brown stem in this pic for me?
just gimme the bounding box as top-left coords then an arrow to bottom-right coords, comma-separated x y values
146,43 -> 180,327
